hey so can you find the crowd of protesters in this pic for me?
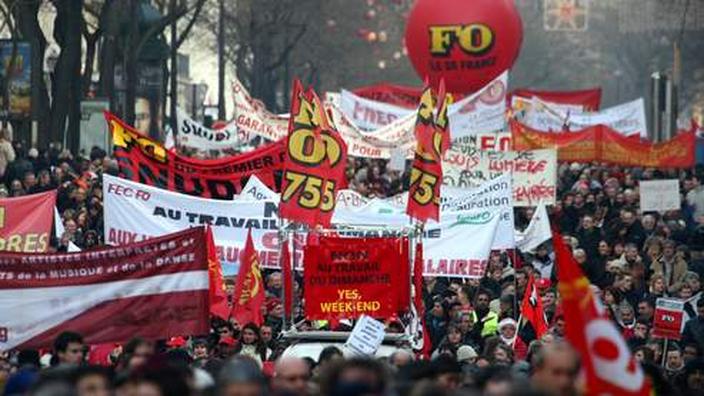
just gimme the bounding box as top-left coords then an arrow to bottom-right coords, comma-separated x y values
2,128 -> 704,396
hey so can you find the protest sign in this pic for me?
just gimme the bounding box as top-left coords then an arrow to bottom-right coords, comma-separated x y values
107,112 -> 286,199
232,77 -> 289,141
0,190 -> 55,253
0,227 -> 210,351
448,71 -> 508,139
340,89 -> 413,131
103,175 -> 281,275
451,132 -> 512,152
509,87 -> 602,111
443,148 -> 557,206
510,120 -> 695,168
344,315 -> 386,357
653,298 -> 685,340
303,236 -> 408,320
280,82 -> 348,228
639,180 -> 680,212
174,109 -> 240,150
522,97 -> 648,138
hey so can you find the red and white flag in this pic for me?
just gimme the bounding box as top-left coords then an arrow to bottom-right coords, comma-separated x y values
553,231 -> 651,396
0,227 -> 211,351
520,274 -> 548,338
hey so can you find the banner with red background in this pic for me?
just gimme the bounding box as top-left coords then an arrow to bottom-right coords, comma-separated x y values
106,112 -> 286,199
510,120 -> 695,168
509,88 -> 602,111
0,190 -> 55,253
353,83 -> 423,109
304,236 -> 409,321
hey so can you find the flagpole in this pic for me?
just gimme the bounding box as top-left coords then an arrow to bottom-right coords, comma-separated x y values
510,249 -> 519,321
512,314 -> 523,348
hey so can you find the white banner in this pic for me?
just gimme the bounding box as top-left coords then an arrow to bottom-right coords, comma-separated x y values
326,94 -> 416,159
103,175 -> 281,276
449,71 -> 509,139
232,77 -> 289,142
639,179 -> 680,212
340,89 -> 413,131
332,175 -> 514,277
523,97 -> 648,138
175,109 -> 241,150
443,149 -> 557,206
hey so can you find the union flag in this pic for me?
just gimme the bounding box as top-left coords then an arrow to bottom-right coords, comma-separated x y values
231,229 -> 265,326
553,230 -> 650,396
206,226 -> 230,320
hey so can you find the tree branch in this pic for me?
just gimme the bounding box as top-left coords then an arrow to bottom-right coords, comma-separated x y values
264,23 -> 306,72
175,0 -> 205,48
134,4 -> 189,58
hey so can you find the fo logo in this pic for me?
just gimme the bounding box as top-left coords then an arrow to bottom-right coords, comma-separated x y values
429,24 -> 494,56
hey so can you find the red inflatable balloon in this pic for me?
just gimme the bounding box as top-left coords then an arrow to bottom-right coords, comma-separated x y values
404,0 -> 523,94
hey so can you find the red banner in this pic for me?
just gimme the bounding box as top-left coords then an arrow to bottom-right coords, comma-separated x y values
0,227 -> 210,351
0,190 -> 55,253
407,84 -> 451,223
353,83 -> 423,109
106,112 -> 286,199
280,82 -> 348,228
303,236 -> 409,321
510,120 -> 695,168
510,88 -> 602,111
652,298 -> 684,341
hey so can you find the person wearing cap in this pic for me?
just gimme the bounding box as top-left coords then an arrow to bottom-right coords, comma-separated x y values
456,345 -> 478,367
265,298 -> 284,335
498,318 -> 527,361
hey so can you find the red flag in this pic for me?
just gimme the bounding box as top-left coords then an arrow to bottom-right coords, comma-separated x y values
280,81 -> 348,227
434,79 -> 453,155
520,274 -> 548,338
406,83 -> 445,223
206,226 -> 230,320
281,240 -> 293,319
553,231 -> 650,396
231,229 -> 265,326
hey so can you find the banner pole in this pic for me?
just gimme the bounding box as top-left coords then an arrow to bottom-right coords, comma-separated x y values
279,220 -> 289,332
510,249 -> 519,320
661,338 -> 668,367
512,314 -> 523,348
